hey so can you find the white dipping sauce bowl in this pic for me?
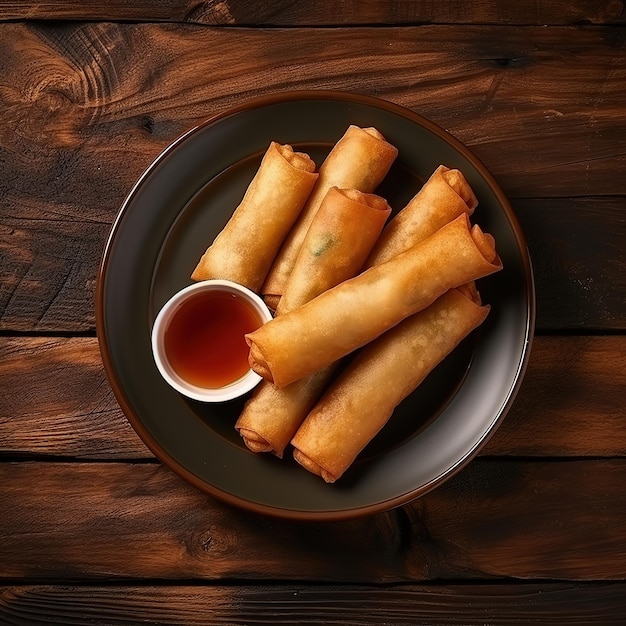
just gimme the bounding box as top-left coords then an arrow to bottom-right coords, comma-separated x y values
151,279 -> 273,402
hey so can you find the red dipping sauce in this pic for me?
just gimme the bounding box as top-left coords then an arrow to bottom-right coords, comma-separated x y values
163,290 -> 263,389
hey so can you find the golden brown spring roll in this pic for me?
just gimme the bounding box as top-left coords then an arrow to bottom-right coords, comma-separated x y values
235,366 -> 335,457
246,214 -> 501,388
238,170 -> 477,455
292,286 -> 490,482
235,188 -> 391,457
261,126 -> 398,308
366,165 -> 478,267
191,142 -> 318,292
275,187 -> 391,315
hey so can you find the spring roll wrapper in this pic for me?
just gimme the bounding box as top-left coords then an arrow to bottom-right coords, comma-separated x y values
235,366 -> 336,458
261,126 -> 398,306
191,142 -> 318,292
292,287 -> 490,483
237,167 -> 475,454
366,165 -> 478,267
276,188 -> 391,315
235,188 -> 391,457
246,214 -> 501,388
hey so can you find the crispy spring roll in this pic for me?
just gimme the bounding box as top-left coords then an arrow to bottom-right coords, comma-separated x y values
235,367 -> 335,457
246,214 -> 501,388
261,126 -> 398,309
235,188 -> 391,457
366,165 -> 478,267
238,168 -> 477,454
191,142 -> 317,292
275,188 -> 391,315
292,286 -> 490,482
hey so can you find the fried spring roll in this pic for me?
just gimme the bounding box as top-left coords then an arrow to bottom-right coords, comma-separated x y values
235,188 -> 391,457
292,286 -> 490,482
365,165 -> 478,267
276,188 -> 391,315
261,126 -> 398,309
191,142 -> 317,292
235,367 -> 335,458
246,214 -> 501,388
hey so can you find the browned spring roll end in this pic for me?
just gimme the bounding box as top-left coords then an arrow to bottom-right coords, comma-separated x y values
246,338 -> 273,383
237,428 -> 276,456
455,281 -> 482,306
293,448 -> 337,483
276,143 -> 317,172
470,223 -> 500,265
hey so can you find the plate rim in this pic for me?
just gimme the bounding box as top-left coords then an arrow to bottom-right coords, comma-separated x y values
96,89 -> 536,521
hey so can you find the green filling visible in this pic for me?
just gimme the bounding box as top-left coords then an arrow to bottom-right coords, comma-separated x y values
311,234 -> 336,257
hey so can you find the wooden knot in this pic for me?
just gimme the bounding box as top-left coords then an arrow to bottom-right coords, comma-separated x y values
605,0 -> 624,20
185,1 -> 236,25
191,524 -> 240,559
11,57 -> 85,148
10,23 -> 128,148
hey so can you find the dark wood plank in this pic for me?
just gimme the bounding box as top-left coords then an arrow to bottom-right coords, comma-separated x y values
0,459 -> 625,581
0,337 -> 147,459
1,336 -> 624,460
2,195 -> 624,332
1,23 -> 625,331
1,0 -> 624,26
2,582 -> 626,624
0,22 -> 622,197
519,197 -> 626,332
488,335 -> 626,456
0,219 -> 110,333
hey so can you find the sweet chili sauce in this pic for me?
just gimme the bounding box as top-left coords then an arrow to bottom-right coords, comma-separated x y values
163,290 -> 262,388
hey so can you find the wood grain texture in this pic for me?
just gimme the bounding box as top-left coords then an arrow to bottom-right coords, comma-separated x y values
0,337 -> 147,459
0,459 -> 624,581
1,22 -> 625,331
1,0 -> 624,26
2,582 -> 626,624
1,6 -> 624,620
1,336 -> 624,460
2,196 -> 624,332
519,197 -> 626,332
489,335 -> 626,456
0,22 -> 623,197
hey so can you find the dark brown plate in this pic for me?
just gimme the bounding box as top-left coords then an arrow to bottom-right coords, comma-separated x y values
96,91 -> 535,520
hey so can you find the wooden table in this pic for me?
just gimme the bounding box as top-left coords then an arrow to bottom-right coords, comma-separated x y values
1,1 -> 625,622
